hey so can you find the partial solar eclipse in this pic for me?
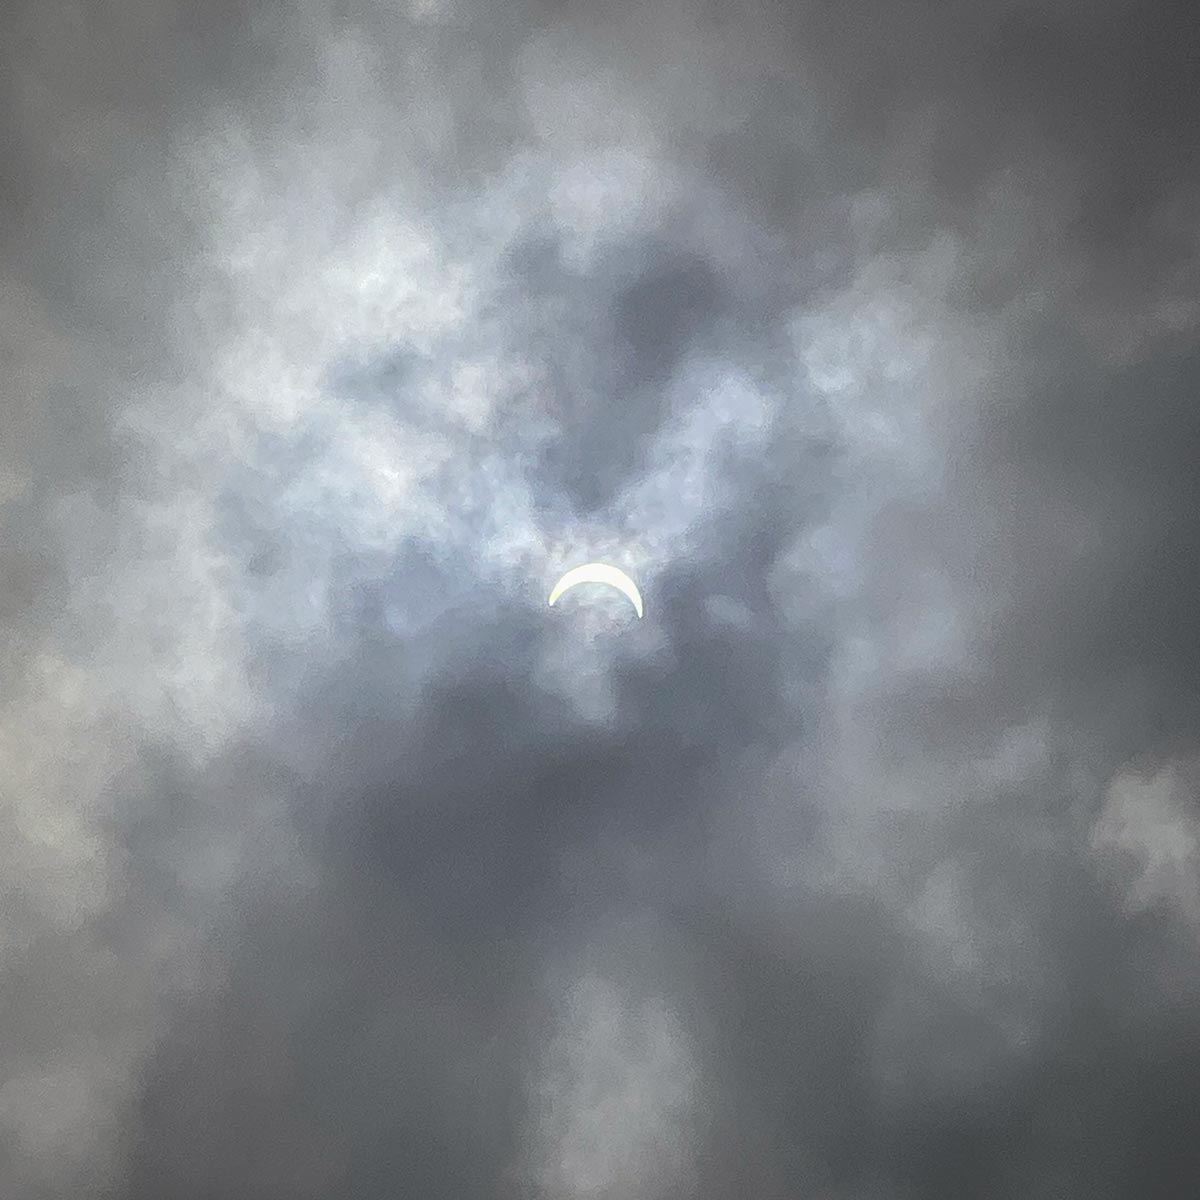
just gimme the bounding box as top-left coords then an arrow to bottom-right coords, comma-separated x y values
548,562 -> 644,618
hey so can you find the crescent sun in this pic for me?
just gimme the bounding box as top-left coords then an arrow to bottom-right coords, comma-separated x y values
547,562 -> 644,618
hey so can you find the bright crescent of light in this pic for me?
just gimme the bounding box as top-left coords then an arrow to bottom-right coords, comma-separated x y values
548,562 -> 644,618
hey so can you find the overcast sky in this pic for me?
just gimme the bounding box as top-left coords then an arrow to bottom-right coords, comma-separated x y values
3,1 -> 1199,1197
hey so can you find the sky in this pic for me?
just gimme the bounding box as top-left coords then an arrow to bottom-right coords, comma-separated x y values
2,1 -> 1199,1196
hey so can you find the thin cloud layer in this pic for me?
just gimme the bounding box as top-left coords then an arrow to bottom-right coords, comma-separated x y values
2,1 -> 1199,1197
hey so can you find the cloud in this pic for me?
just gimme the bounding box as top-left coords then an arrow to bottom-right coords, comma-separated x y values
1092,756 -> 1200,933
2,0 -> 1199,1197
524,968 -> 700,1199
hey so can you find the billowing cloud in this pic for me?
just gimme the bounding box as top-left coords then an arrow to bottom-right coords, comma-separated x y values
2,1 -> 1199,1196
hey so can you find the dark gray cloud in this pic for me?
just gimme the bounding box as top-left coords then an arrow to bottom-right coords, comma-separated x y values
3,1 -> 1199,1197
